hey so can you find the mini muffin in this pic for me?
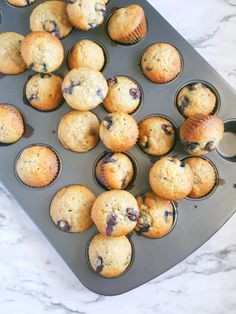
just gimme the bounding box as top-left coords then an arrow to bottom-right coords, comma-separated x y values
21,31 -> 64,73
107,4 -> 147,44
67,39 -> 105,71
141,43 -> 181,83
149,157 -> 194,201
184,157 -> 217,198
67,0 -> 106,31
62,67 -> 108,111
138,116 -> 176,156
16,145 -> 59,188
177,83 -> 217,118
88,233 -> 132,278
0,104 -> 24,144
179,114 -> 224,156
50,185 -> 96,232
25,73 -> 63,111
103,76 -> 142,114
30,1 -> 72,39
6,0 -> 36,7
99,113 -> 139,151
95,153 -> 134,190
136,192 -> 175,238
58,111 -> 100,152
0,32 -> 26,75
91,190 -> 139,236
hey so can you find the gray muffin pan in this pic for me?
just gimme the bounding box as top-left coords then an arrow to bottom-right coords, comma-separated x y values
0,0 -> 236,296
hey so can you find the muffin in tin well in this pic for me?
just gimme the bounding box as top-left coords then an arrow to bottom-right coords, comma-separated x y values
25,73 -> 63,111
0,104 -> 24,144
107,4 -> 147,45
138,115 -> 176,156
67,39 -> 105,71
88,233 -> 132,278
141,43 -> 181,83
50,184 -> 96,232
91,190 -> 139,237
179,114 -> 224,156
58,111 -> 100,152
177,82 -> 217,118
16,145 -> 59,188
136,192 -> 175,238
95,152 -> 134,190
103,76 -> 142,114
6,0 -> 36,7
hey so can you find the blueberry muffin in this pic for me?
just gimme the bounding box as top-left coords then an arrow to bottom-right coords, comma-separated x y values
177,83 -> 217,118
141,43 -> 181,83
99,113 -> 139,152
62,67 -> 108,111
6,0 -> 36,7
20,31 -> 64,73
30,1 -> 72,39
91,190 -> 139,236
50,185 -> 96,232
88,233 -> 132,278
95,153 -> 134,190
138,116 -> 176,156
0,32 -> 26,75
103,76 -> 142,114
136,192 -> 175,238
0,104 -> 24,144
67,39 -> 105,71
107,4 -> 147,44
67,0 -> 106,31
16,145 -> 59,188
184,157 -> 217,198
25,73 -> 63,111
179,114 -> 224,156
149,157 -> 194,201
58,111 -> 100,152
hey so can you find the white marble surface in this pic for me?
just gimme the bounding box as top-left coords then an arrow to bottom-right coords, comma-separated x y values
1,0 -> 236,313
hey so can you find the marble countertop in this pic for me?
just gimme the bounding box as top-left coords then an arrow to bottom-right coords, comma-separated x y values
1,0 -> 236,313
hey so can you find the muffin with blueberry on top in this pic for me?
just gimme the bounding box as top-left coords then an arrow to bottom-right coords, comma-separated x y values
67,0 -> 106,31
25,73 -> 63,111
103,76 -> 142,114
136,191 -> 175,238
149,157 -> 194,201
6,0 -> 36,7
179,114 -> 224,156
177,82 -> 217,118
91,190 -> 139,237
95,152 -> 134,190
138,115 -> 176,156
88,233 -> 132,278
99,112 -> 139,152
30,1 -> 72,39
62,67 -> 108,111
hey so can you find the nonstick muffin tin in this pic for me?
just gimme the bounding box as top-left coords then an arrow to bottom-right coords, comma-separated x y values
1,0 -> 236,296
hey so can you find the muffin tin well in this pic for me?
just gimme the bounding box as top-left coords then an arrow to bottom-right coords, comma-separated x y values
0,0 -> 236,295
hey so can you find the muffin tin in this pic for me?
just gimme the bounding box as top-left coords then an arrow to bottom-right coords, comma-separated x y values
0,0 -> 236,295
